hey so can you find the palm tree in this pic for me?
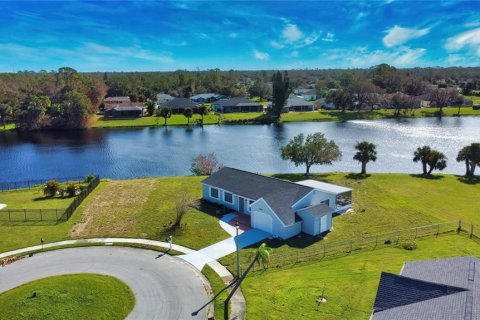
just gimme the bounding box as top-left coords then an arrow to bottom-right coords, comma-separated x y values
457,146 -> 471,176
198,105 -> 209,125
158,107 -> 172,126
413,145 -> 447,175
183,107 -> 193,125
457,143 -> 480,176
223,243 -> 272,319
413,145 -> 432,175
353,141 -> 377,174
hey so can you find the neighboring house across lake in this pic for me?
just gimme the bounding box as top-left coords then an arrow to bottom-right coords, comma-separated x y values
157,93 -> 175,105
371,256 -> 479,320
160,97 -> 200,114
283,94 -> 315,112
104,96 -> 131,104
212,97 -> 264,113
190,93 -> 225,103
202,167 -> 352,239
104,103 -> 146,117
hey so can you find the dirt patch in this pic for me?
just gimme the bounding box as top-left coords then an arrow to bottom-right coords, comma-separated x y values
69,179 -> 157,238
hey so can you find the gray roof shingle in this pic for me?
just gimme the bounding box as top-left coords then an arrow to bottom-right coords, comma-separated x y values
202,167 -> 313,225
214,97 -> 262,108
161,97 -> 199,109
372,257 -> 480,320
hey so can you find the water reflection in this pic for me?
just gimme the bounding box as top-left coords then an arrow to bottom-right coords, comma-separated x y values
0,117 -> 479,181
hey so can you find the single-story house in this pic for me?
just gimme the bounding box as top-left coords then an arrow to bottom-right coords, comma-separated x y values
212,98 -> 264,113
104,104 -> 146,117
202,167 -> 352,239
160,97 -> 200,114
283,94 -> 315,112
190,93 -> 221,103
157,93 -> 175,105
371,256 -> 479,320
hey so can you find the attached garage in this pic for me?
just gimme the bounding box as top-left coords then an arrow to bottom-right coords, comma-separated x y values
252,210 -> 273,234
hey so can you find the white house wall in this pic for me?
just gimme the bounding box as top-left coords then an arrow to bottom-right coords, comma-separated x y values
293,190 -> 336,211
296,210 -> 317,235
202,183 -> 254,214
250,199 -> 302,239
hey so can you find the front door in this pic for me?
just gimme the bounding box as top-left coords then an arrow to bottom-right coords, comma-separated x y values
238,197 -> 245,213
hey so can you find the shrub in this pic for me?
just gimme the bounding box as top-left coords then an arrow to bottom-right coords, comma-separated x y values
384,239 -> 392,245
43,180 -> 61,197
84,174 -> 95,183
65,183 -> 78,197
401,241 -> 417,250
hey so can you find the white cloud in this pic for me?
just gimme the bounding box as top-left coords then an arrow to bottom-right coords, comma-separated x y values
290,50 -> 299,58
323,46 -> 426,67
282,23 -> 303,43
445,28 -> 480,56
383,25 -> 430,47
302,33 -> 319,46
270,40 -> 285,49
321,32 -> 335,42
253,49 -> 270,60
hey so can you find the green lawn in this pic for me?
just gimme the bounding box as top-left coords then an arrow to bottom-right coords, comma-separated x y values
0,123 -> 15,131
0,187 -> 77,209
202,265 -> 229,320
0,274 -> 134,320
91,114 -> 221,128
243,235 -> 480,320
220,173 -> 480,268
68,177 -> 229,249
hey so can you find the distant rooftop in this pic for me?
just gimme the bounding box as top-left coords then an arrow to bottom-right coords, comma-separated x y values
105,96 -> 131,103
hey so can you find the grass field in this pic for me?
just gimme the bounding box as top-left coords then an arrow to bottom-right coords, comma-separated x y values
0,123 -> 15,131
202,265 -> 229,319
0,274 -> 134,320
88,106 -> 480,129
68,177 -> 229,249
242,235 -> 480,320
219,173 -> 480,268
0,187 -> 77,209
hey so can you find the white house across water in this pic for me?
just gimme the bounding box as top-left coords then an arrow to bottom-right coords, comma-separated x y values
202,167 -> 352,239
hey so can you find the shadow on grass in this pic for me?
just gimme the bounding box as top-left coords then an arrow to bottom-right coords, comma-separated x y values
345,173 -> 371,180
456,175 -> 480,185
191,278 -> 236,317
242,232 -> 326,251
409,174 -> 445,180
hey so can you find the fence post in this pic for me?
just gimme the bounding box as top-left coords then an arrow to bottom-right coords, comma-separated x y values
374,235 -> 378,249
458,220 -> 462,234
414,227 -> 418,239
323,244 -> 326,258
24,209 -> 27,222
40,209 -> 43,221
437,224 -> 440,236
470,224 -> 474,239
8,210 -> 11,222
349,240 -> 353,253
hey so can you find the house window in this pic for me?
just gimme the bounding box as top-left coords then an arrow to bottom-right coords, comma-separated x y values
321,199 -> 330,206
224,192 -> 233,203
210,187 -> 219,199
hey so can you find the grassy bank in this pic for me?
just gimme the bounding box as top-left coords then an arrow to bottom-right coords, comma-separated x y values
0,123 -> 15,131
0,274 -> 134,320
89,106 -> 480,128
242,235 -> 480,320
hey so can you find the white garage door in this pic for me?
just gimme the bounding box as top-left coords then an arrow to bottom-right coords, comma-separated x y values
253,211 -> 273,234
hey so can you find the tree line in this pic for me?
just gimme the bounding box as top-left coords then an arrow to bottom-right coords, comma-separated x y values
1,65 -> 480,130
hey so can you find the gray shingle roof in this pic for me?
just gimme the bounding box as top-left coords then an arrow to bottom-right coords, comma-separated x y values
161,97 -> 199,109
296,203 -> 333,217
214,97 -> 262,107
372,257 -> 480,320
286,94 -> 314,107
202,167 -> 313,225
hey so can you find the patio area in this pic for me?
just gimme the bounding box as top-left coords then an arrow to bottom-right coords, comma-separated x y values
219,212 -> 251,236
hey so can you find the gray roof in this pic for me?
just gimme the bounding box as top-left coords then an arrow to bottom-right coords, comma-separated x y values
202,167 -> 313,225
296,180 -> 352,194
372,256 -> 480,320
161,97 -> 199,109
190,93 -> 218,100
214,97 -> 262,108
296,203 -> 333,217
111,106 -> 144,111
286,94 -> 314,107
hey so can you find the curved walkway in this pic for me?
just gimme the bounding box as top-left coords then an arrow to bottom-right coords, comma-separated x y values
0,246 -> 210,319
0,238 -> 246,320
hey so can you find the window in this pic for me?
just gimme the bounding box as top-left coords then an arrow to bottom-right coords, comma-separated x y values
321,199 -> 330,206
224,192 -> 233,203
210,187 -> 219,199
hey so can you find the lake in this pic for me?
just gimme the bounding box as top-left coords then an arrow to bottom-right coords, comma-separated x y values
1,117 -> 479,182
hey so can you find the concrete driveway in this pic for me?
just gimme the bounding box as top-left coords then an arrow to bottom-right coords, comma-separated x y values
0,247 -> 211,320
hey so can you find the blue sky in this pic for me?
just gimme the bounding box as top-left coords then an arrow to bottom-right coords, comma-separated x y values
0,0 -> 479,72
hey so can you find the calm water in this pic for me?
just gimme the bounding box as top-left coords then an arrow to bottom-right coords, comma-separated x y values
0,117 -> 479,182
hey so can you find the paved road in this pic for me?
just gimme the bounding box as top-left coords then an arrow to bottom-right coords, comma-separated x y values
0,247 -> 211,320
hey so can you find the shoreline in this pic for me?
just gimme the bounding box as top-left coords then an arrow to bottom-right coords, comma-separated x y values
2,107 -> 480,132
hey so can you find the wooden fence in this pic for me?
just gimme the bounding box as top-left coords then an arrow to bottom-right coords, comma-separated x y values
243,220 -> 468,272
